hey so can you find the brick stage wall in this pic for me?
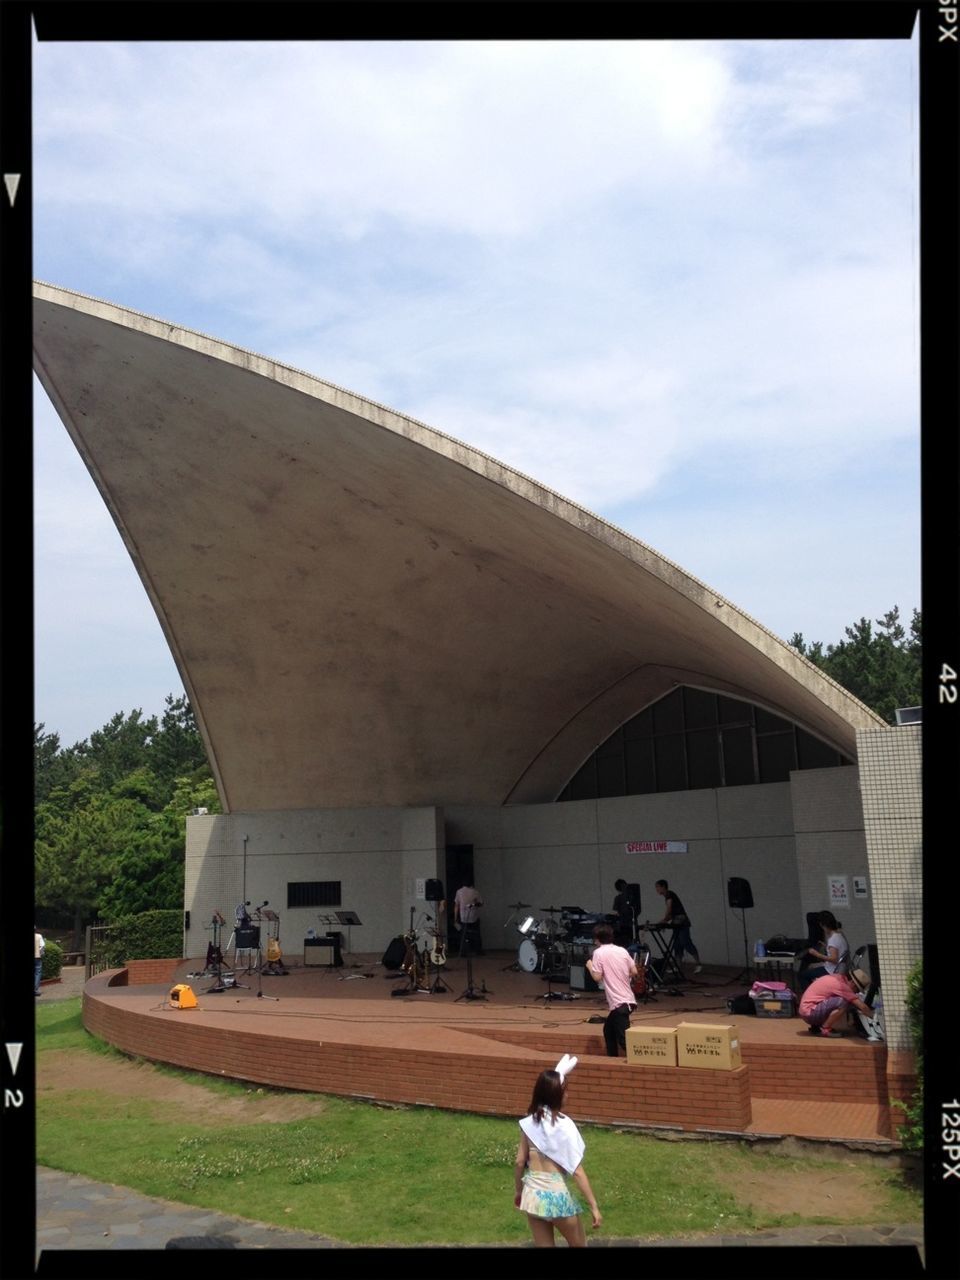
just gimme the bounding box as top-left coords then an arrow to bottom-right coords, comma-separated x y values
83,973 -> 751,1133
123,959 -> 182,986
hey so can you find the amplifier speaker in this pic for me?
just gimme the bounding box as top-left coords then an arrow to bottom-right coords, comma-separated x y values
236,925 -> 260,948
169,983 -> 198,1009
569,964 -> 599,993
425,878 -> 444,900
304,938 -> 341,966
727,877 -> 754,909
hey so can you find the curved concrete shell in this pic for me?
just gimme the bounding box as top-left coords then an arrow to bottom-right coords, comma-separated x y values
34,282 -> 884,813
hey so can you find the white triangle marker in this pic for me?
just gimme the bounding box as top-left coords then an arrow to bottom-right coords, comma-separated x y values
5,1042 -> 23,1074
4,174 -> 21,207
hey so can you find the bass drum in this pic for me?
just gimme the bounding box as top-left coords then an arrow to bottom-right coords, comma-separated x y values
518,938 -> 541,972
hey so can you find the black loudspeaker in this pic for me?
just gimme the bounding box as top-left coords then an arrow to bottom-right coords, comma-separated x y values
236,925 -> 260,948
727,877 -> 754,909
625,883 -> 641,912
425,878 -> 444,900
381,936 -> 407,969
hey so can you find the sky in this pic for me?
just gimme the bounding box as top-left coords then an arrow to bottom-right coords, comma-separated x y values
32,36 -> 921,749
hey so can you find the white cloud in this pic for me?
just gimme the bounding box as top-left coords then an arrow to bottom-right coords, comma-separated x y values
32,36 -> 920,741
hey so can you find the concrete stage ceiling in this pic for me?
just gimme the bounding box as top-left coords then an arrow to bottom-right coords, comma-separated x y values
34,283 -> 884,813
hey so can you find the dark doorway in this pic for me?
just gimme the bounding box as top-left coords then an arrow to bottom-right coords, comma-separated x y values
445,843 -> 475,952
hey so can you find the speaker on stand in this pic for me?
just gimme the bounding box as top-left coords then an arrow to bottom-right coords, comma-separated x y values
728,877 -> 754,983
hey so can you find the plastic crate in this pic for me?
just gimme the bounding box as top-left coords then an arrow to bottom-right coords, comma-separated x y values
752,993 -> 795,1018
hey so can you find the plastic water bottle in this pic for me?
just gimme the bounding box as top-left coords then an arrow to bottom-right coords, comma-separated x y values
755,938 -> 766,959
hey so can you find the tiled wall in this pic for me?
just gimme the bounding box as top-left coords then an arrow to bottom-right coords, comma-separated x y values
791,767 -> 876,954
854,726 -> 922,1054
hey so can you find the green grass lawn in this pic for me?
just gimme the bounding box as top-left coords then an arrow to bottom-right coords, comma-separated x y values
37,999 -> 921,1246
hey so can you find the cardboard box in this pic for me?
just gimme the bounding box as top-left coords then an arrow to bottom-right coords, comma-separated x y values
625,1026 -> 678,1067
676,1022 -> 742,1071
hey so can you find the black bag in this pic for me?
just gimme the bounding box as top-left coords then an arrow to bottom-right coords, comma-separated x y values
727,994 -> 756,1015
381,936 -> 406,969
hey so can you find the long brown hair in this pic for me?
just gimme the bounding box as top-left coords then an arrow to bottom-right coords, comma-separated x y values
527,1069 -> 566,1125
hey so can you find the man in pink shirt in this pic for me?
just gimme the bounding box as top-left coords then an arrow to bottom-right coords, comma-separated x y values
587,924 -> 639,1057
799,968 -> 874,1038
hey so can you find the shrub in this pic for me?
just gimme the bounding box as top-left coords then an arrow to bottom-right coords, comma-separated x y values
41,939 -> 63,981
893,958 -> 923,1151
95,909 -> 183,968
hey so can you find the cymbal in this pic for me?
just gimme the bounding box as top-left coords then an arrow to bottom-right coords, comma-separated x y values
507,901 -> 532,909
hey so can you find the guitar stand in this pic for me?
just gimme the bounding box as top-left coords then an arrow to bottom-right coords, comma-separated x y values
203,915 -> 249,993
428,951 -> 451,994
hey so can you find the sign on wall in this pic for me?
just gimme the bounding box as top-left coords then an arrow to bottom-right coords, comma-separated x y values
853,875 -> 869,899
624,841 -> 689,854
828,876 -> 849,910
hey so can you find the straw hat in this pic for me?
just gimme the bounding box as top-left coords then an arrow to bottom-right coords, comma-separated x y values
851,968 -> 871,989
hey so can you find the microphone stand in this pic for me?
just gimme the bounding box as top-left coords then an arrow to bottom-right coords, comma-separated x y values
253,903 -> 279,1000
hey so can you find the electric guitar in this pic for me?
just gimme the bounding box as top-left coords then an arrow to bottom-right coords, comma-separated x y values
427,898 -> 447,965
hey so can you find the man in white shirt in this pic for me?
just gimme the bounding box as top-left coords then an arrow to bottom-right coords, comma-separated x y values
587,923 -> 639,1057
35,927 -> 46,996
454,882 -> 484,956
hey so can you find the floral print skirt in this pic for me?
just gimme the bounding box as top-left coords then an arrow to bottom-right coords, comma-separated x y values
519,1170 -> 581,1219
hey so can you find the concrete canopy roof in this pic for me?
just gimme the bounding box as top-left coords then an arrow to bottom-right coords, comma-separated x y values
34,283 -> 885,813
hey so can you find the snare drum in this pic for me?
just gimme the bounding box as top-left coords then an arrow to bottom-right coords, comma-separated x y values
518,938 -> 540,972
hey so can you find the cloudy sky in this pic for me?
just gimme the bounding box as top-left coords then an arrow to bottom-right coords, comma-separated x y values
33,36 -> 920,749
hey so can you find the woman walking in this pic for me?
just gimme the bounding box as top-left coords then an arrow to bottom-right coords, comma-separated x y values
514,1055 -> 601,1247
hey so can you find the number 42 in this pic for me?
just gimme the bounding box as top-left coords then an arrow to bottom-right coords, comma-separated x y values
940,664 -> 957,704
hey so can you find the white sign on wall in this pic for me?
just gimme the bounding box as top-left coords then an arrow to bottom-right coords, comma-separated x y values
828,876 -> 849,910
853,876 -> 869,899
624,841 -> 689,854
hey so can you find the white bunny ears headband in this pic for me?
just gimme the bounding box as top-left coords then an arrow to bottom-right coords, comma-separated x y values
554,1053 -> 578,1082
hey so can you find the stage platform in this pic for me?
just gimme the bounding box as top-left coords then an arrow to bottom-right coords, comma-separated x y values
81,949 -> 906,1148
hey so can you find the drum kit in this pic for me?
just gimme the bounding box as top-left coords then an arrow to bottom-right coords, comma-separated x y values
512,905 -> 618,976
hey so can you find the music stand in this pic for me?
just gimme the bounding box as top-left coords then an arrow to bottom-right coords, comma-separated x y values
335,911 -> 362,963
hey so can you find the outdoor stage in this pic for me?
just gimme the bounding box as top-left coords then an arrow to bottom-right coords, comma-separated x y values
80,948 -> 907,1148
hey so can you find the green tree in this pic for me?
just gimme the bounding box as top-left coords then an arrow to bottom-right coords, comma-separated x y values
77,708 -> 158,790
34,695 -> 221,939
152,694 -> 209,787
34,724 -> 85,804
790,606 -> 921,724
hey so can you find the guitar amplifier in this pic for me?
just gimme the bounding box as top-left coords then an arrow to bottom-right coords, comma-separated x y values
569,964 -> 600,992
303,936 -> 342,966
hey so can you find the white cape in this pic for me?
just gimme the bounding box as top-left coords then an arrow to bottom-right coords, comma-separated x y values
519,1109 -> 585,1174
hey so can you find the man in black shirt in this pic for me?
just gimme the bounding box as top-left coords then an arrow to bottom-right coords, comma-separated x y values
612,879 -> 635,947
654,878 -> 702,974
